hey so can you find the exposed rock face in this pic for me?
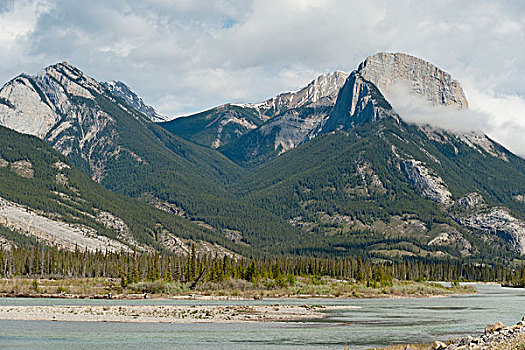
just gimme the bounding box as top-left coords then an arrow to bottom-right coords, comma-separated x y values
267,108 -> 328,155
358,52 -> 468,109
103,80 -> 169,122
0,197 -> 131,253
239,70 -> 349,117
210,110 -> 258,149
456,207 -> 525,254
9,160 -> 34,178
0,235 -> 14,250
159,229 -> 238,258
0,62 -> 144,182
166,71 -> 349,151
400,159 -> 452,205
355,159 -> 386,195
428,229 -> 472,257
0,75 -> 60,138
315,71 -> 398,134
458,132 -> 509,161
454,192 -> 487,210
95,210 -> 135,247
220,105 -> 332,165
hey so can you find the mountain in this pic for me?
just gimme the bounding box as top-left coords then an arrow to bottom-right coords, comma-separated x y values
230,52 -> 525,258
0,124 -> 237,256
161,104 -> 266,149
0,62 -> 301,256
358,52 -> 469,108
0,62 -> 241,185
1,53 -> 524,261
159,71 -> 349,152
102,80 -> 169,122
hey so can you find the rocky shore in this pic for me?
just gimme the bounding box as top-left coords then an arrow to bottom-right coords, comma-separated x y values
375,318 -> 525,350
428,317 -> 525,350
385,317 -> 525,350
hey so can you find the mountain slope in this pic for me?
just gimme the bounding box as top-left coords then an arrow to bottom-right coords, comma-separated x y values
160,71 -> 349,151
230,53 -> 525,258
0,62 -> 301,255
160,104 -> 265,149
1,54 -> 524,261
102,80 -> 169,122
233,116 -> 525,258
0,125 -> 240,255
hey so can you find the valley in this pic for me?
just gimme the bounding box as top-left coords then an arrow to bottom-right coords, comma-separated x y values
0,52 -> 524,276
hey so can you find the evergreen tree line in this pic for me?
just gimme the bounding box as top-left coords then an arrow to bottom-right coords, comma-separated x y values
1,243 -> 522,286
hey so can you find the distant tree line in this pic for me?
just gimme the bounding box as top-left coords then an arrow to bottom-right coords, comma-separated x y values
0,243 -> 521,286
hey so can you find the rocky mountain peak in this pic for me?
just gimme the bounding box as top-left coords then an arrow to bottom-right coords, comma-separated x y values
102,80 -> 168,122
260,70 -> 350,115
0,62 -> 128,181
314,70 -> 398,134
41,61 -> 105,97
302,70 -> 350,105
358,52 -> 469,109
231,70 -> 350,119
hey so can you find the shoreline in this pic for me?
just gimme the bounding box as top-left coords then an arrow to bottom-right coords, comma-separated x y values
0,290 -> 474,301
371,318 -> 525,350
0,304 -> 352,324
0,277 -> 478,301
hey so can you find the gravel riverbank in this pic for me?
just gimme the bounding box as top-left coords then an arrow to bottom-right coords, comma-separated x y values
0,303 -> 351,323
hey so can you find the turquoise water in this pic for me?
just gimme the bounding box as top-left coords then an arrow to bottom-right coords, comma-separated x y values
0,284 -> 523,349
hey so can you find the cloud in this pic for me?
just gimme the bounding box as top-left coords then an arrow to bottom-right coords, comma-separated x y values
0,0 -> 524,154
465,84 -> 525,157
384,81 -> 525,157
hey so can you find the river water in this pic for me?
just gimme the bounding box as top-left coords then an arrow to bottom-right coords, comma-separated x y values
0,284 -> 523,349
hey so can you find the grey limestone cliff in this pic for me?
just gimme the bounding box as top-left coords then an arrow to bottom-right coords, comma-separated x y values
358,52 -> 468,109
0,62 -> 144,182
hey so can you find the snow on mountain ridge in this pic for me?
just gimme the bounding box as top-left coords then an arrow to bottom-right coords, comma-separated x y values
232,70 -> 349,117
102,80 -> 169,122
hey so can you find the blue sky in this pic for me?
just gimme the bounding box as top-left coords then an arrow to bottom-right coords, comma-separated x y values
1,0 -> 524,155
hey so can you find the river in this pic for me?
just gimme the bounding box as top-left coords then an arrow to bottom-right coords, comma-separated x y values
0,284 -> 523,349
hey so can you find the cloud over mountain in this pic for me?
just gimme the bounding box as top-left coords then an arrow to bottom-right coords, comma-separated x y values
0,0 -> 523,154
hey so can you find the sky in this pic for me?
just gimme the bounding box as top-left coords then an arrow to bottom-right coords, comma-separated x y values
0,0 -> 524,155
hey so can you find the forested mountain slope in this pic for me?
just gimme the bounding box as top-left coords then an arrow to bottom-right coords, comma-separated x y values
0,63 -> 300,255
160,71 -> 348,153
1,53 -> 524,262
0,125 -> 242,255
229,53 -> 525,259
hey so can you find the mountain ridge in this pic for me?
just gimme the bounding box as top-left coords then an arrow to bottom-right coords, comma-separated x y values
102,80 -> 169,123
0,53 -> 524,261
160,70 -> 349,151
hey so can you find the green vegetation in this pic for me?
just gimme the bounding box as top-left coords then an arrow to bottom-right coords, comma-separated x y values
159,104 -> 264,148
62,87 -> 303,255
0,244 -> 500,298
2,64 -> 525,265
227,117 -> 525,259
504,262 -> 525,287
0,125 -> 245,253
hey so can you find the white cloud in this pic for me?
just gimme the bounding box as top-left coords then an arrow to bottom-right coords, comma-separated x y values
0,0 -> 524,154
465,84 -> 525,157
383,81 -> 525,157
